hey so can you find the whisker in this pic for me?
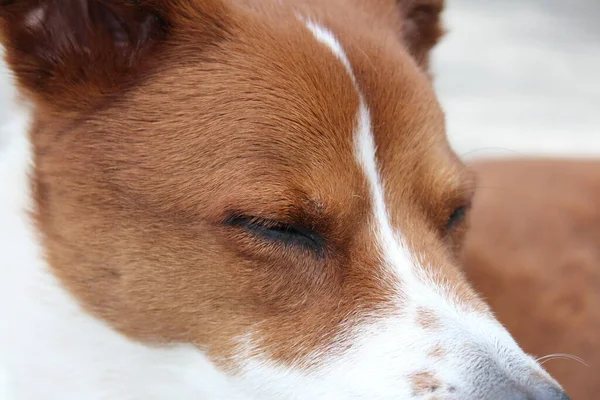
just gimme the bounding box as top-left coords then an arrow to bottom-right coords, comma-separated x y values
537,353 -> 589,367
458,146 -> 524,161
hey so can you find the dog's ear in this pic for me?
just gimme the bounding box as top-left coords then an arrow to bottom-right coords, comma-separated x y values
398,0 -> 445,70
0,0 -> 226,110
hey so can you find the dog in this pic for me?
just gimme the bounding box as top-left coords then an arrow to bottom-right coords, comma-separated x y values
463,158 -> 600,400
0,1 -> 570,399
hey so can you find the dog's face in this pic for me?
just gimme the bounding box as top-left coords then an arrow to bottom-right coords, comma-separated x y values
0,0 -> 568,398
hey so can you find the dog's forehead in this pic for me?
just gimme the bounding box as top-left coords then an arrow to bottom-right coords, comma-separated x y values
139,10 -> 452,196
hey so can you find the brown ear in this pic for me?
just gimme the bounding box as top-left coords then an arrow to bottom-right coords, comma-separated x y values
399,0 -> 445,70
0,0 -> 224,110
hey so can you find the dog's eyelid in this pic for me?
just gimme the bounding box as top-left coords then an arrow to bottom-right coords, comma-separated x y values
224,214 -> 326,256
445,202 -> 472,232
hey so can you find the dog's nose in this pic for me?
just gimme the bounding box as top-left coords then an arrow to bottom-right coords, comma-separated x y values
536,386 -> 571,400
505,385 -> 570,400
492,380 -> 569,400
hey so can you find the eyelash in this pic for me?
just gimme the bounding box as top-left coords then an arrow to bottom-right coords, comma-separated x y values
446,204 -> 470,232
225,215 -> 326,257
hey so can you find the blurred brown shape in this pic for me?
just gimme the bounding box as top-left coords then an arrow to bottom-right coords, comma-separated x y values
462,159 -> 600,400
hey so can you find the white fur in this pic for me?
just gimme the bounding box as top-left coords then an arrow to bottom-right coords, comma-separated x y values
304,20 -> 355,78
0,22 -> 560,400
23,6 -> 46,29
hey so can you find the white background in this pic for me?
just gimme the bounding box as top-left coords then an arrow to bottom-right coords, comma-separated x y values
1,0 -> 598,159
433,0 -> 600,159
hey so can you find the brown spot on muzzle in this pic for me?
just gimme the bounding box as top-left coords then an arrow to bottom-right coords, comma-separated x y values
427,343 -> 446,359
410,370 -> 442,395
415,306 -> 441,330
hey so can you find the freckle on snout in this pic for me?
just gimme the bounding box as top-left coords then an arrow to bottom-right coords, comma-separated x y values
427,344 -> 446,359
409,371 -> 442,395
415,307 -> 441,331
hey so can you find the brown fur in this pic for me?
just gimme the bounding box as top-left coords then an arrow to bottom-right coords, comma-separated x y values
462,159 -> 600,399
0,0 -> 482,370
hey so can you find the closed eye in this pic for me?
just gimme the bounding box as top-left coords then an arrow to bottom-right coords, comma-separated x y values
445,204 -> 470,232
225,215 -> 326,257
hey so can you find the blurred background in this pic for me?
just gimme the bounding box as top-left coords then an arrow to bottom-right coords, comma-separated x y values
433,0 -> 600,159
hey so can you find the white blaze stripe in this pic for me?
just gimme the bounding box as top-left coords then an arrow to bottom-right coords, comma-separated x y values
353,102 -> 419,280
303,19 -> 418,281
303,20 -> 355,80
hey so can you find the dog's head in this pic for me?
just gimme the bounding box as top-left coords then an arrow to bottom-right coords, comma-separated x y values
0,0 -> 568,398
